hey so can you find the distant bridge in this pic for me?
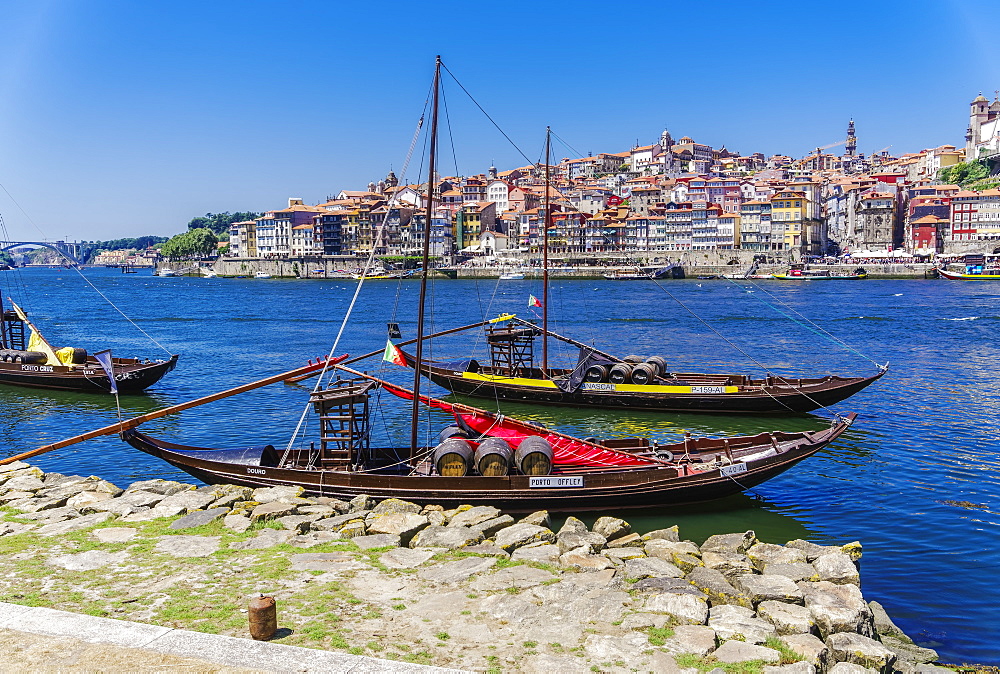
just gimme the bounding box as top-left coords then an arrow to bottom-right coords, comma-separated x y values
0,240 -> 86,266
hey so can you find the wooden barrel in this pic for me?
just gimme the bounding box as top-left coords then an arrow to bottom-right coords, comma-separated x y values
645,356 -> 668,375
516,436 -> 553,475
475,437 -> 512,476
432,438 -> 473,476
584,364 -> 607,382
609,363 -> 633,384
630,362 -> 657,385
623,354 -> 645,363
435,425 -> 470,445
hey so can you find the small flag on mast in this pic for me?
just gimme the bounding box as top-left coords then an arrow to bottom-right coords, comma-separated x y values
528,294 -> 542,308
383,339 -> 407,367
93,349 -> 118,395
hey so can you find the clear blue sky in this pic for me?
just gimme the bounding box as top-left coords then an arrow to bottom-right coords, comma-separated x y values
1,0 -> 998,241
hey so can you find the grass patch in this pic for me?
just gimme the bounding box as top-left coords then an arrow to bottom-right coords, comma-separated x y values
765,637 -> 807,665
647,626 -> 675,646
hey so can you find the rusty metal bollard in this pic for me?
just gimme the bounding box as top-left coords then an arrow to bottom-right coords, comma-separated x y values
248,595 -> 277,640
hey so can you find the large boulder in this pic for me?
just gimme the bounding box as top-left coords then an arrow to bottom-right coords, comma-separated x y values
447,505 -> 501,528
703,550 -> 755,582
702,530 -> 756,554
643,526 -> 680,542
125,479 -> 192,496
758,600 -> 816,635
494,523 -> 555,552
813,553 -> 860,586
686,566 -> 752,608
409,524 -> 483,549
826,632 -> 897,672
764,561 -> 820,583
646,539 -> 701,559
156,490 -> 217,513
371,497 -> 422,515
311,510 -> 370,532
733,573 -> 805,606
556,516 -> 588,536
249,501 -> 298,523
868,601 -> 909,642
713,640 -> 781,664
592,516 -> 630,541
472,515 -> 515,538
880,636 -> 939,665
662,624 -> 717,656
747,542 -> 808,571
708,604 -> 777,644
801,581 -> 876,639
557,531 -> 607,554
644,590 -> 709,625
602,547 -> 646,562
518,510 -> 551,528
511,543 -> 561,565
559,545 -> 614,571
607,532 -> 644,548
779,633 -> 831,670
366,512 -> 429,545
622,557 -> 684,580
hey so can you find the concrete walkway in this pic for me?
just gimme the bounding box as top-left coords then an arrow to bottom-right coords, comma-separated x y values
0,602 -> 459,673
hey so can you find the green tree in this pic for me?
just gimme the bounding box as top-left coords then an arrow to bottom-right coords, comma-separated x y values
187,211 -> 261,235
939,160 -> 990,186
160,228 -> 218,259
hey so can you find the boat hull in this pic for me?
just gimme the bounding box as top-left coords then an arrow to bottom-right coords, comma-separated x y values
936,269 -> 1000,280
122,417 -> 851,511
0,355 -> 178,393
413,361 -> 885,414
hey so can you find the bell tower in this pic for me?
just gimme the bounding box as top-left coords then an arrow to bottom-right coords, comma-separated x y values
845,119 -> 857,157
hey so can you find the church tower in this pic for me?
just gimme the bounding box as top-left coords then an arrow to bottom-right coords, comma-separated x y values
845,119 -> 857,157
660,128 -> 673,149
967,92 -> 990,160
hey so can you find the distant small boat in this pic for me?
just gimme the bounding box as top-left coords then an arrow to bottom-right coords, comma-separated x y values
603,269 -> 654,280
254,272 -> 272,279
202,269 -> 218,278
937,268 -> 1000,280
156,269 -> 176,277
772,268 -> 867,280
499,271 -> 526,280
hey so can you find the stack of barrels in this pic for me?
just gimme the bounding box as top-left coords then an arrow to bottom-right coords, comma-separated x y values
431,429 -> 553,477
584,355 -> 668,386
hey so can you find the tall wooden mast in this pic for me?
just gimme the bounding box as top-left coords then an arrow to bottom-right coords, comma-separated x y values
542,126 -> 550,374
410,55 -> 441,456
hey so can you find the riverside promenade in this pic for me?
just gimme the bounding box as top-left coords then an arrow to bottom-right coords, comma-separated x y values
0,460 -> 946,672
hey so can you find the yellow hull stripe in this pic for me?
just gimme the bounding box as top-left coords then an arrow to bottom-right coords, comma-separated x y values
459,372 -> 738,394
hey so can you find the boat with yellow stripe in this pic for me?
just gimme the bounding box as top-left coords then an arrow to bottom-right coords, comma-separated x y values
400,315 -> 886,415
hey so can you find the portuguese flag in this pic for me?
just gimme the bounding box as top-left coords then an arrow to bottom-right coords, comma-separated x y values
528,294 -> 542,308
383,339 -> 407,367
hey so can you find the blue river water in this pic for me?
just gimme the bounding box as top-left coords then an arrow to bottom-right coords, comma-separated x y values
1,267 -> 998,662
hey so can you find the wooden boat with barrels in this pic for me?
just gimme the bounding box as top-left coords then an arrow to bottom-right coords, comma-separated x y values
395,315 -> 886,414
0,290 -> 177,393
116,366 -> 857,510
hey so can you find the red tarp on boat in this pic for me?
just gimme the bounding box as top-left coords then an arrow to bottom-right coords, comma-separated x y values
382,382 -> 661,468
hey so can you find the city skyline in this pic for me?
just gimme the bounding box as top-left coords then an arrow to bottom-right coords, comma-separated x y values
2,0 -> 999,240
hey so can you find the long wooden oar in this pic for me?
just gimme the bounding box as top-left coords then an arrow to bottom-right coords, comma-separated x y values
1,354 -> 348,466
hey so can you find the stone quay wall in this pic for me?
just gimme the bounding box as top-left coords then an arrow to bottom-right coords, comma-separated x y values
0,459 -> 946,672
154,256 -> 941,280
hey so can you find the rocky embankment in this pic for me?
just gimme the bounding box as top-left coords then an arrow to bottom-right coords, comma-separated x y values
0,459 -> 946,673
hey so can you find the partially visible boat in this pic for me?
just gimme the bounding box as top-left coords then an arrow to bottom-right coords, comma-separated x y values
936,267 -> 1000,280
0,292 -> 177,393
156,269 -> 177,277
499,271 -> 526,280
254,272 -> 272,279
202,268 -> 218,278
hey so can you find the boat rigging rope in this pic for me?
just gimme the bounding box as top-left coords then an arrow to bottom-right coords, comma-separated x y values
0,186 -> 174,356
595,231 -> 848,418
280,103 -> 428,463
723,276 -> 885,369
